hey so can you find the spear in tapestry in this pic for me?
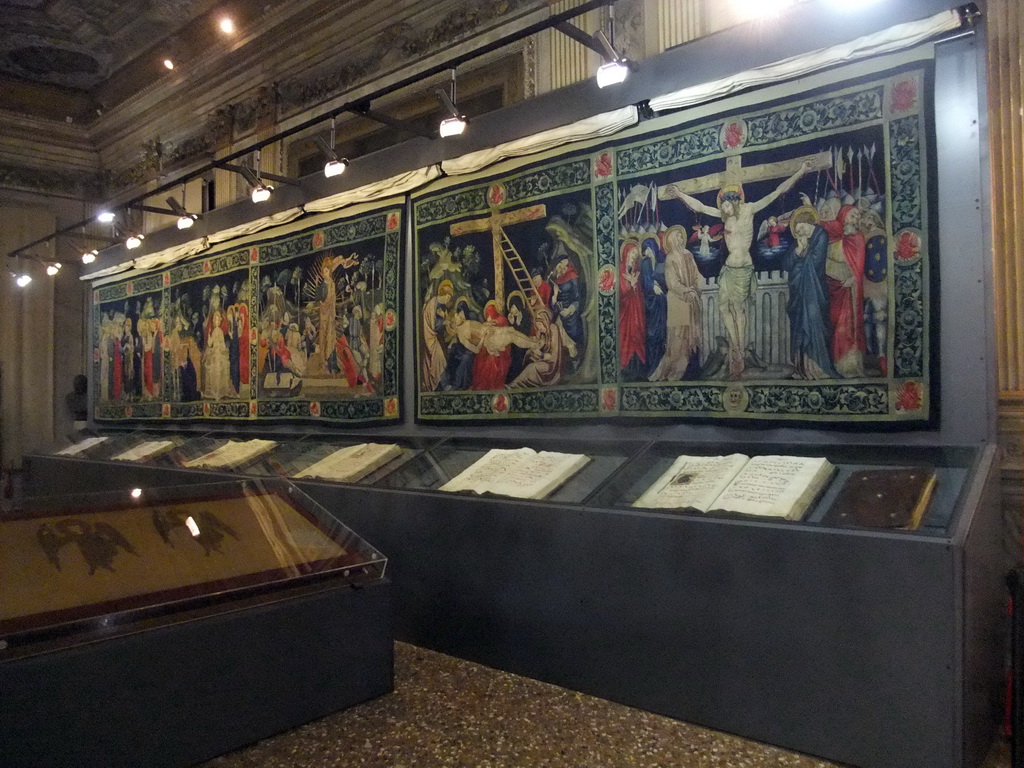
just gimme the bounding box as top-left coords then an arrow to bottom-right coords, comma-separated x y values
868,143 -> 881,195
847,147 -> 855,197
856,148 -> 863,199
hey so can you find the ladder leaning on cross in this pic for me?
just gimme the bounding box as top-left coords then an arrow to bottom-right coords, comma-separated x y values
450,204 -> 548,326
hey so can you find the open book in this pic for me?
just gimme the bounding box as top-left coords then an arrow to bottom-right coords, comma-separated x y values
56,436 -> 108,456
439,448 -> 590,500
181,439 -> 278,469
293,443 -> 403,483
633,453 -> 835,521
111,439 -> 177,462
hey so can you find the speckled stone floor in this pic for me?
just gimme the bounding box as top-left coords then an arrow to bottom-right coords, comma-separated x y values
199,641 -> 1010,768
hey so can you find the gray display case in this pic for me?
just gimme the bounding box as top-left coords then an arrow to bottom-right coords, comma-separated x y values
22,435 -> 1004,768
1,478 -> 393,768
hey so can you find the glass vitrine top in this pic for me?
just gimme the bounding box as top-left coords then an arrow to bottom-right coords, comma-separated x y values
0,478 -> 386,655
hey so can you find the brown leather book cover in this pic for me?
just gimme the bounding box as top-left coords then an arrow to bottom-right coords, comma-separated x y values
823,467 -> 937,530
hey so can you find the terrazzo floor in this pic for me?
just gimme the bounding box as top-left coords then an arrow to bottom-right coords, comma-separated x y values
198,642 -> 1012,768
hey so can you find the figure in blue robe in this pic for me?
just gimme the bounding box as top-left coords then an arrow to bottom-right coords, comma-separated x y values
551,256 -> 585,373
640,237 -> 668,378
781,224 -> 840,380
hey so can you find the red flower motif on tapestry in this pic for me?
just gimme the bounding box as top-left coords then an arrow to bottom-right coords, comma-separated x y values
385,398 -> 399,416
385,310 -> 397,331
894,231 -> 921,261
891,79 -> 918,113
250,247 -> 259,263
249,401 -> 258,416
492,394 -> 509,414
162,404 -> 171,417
126,283 -> 134,296
163,272 -> 171,286
594,152 -> 613,178
896,381 -> 922,412
202,261 -> 212,274
312,232 -> 324,250
310,401 -> 321,417
598,266 -> 615,293
125,406 -> 133,417
601,388 -> 617,411
386,213 -> 400,231
723,122 -> 744,149
488,185 -> 505,206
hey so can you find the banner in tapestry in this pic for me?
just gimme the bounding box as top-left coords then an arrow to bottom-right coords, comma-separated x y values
92,205 -> 402,423
412,60 -> 935,424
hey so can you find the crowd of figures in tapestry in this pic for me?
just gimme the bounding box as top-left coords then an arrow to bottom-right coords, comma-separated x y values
92,207 -> 402,423
413,64 -> 934,423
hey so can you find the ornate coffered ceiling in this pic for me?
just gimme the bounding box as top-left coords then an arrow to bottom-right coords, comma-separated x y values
0,0 -> 283,121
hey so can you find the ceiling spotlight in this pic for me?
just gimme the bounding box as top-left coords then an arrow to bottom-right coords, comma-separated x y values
15,273 -> 31,287
126,233 -> 145,249
593,30 -> 630,88
130,488 -> 143,499
46,263 -> 61,276
314,131 -> 348,178
163,59 -> 175,70
81,251 -> 97,264
436,70 -> 468,138
219,17 -> 235,34
238,162 -> 274,203
251,184 -> 273,203
97,210 -> 116,223
167,196 -> 200,229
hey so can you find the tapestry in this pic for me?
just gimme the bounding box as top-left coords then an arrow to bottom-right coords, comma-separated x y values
412,60 -> 935,423
92,204 -> 402,423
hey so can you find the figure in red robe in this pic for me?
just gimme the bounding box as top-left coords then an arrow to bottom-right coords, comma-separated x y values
618,241 -> 646,379
471,303 -> 513,391
820,205 -> 867,377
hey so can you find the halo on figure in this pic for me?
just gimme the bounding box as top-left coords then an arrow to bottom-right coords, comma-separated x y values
664,225 -> 689,249
717,184 -> 745,207
788,205 -> 820,236
620,237 -> 642,265
437,279 -> 454,296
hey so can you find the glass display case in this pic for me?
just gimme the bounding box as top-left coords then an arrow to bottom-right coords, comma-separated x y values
374,435 -> 650,504
244,435 -> 436,487
0,477 -> 386,654
587,441 -> 976,535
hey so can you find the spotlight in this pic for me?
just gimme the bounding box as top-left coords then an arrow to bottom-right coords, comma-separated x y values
163,59 -> 175,70
313,132 -> 348,178
436,70 -> 468,138
97,211 -> 116,223
219,17 -> 235,34
596,61 -> 629,88
251,184 -> 273,203
81,251 -> 97,264
130,488 -> 143,499
238,163 -> 274,203
15,274 -> 31,288
167,196 -> 200,229
593,30 -> 630,88
46,263 -> 61,276
126,233 -> 144,249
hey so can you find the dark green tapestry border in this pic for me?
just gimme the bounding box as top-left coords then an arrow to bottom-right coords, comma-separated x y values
92,207 -> 403,425
412,62 -> 935,425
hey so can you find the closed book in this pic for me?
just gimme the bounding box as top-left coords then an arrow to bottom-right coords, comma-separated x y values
823,466 -> 937,530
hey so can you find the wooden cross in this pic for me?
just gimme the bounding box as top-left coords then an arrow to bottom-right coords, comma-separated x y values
657,150 -> 832,201
450,203 -> 547,307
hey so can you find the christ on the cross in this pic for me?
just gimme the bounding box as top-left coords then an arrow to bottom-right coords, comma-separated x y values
661,157 -> 820,379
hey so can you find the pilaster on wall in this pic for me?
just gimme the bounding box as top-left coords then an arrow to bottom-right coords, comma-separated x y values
987,0 -> 1024,538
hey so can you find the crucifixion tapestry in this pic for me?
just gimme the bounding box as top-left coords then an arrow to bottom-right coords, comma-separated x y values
412,59 -> 935,424
92,204 -> 402,424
